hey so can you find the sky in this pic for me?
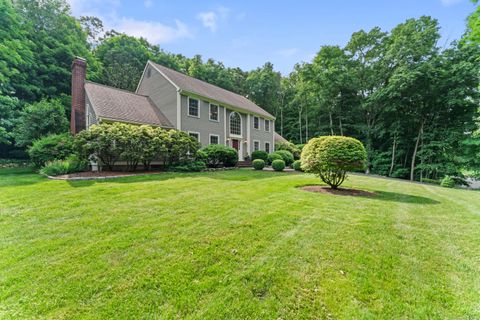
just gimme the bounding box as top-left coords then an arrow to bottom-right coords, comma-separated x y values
67,0 -> 476,75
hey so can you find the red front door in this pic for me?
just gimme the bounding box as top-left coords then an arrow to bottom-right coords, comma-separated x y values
231,139 -> 239,152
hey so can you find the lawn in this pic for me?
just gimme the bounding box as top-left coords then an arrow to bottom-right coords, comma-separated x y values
0,168 -> 479,319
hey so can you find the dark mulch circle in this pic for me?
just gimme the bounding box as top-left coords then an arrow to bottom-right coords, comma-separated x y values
299,185 -> 376,197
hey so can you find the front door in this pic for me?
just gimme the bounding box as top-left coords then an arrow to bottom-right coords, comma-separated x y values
231,139 -> 239,152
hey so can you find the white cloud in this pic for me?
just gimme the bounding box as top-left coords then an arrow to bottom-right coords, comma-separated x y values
197,6 -> 231,32
144,0 -> 153,8
197,11 -> 218,32
440,0 -> 463,6
276,48 -> 299,58
117,18 -> 193,43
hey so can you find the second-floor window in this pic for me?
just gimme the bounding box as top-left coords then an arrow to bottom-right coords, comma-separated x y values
188,98 -> 199,117
230,112 -> 241,136
265,119 -> 271,132
209,104 -> 219,121
253,140 -> 260,151
253,116 -> 259,129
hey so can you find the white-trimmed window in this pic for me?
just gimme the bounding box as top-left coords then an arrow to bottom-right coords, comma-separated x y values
230,112 -> 241,136
188,131 -> 200,142
188,98 -> 199,117
209,134 -> 219,145
253,140 -> 260,151
265,142 -> 271,153
253,116 -> 260,129
209,104 -> 219,122
265,119 -> 271,132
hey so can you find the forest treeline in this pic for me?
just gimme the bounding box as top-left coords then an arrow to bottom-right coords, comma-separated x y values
1,0 -> 479,180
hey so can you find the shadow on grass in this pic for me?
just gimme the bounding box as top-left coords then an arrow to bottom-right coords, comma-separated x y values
66,168 -> 278,187
297,184 -> 440,205
0,167 -> 44,188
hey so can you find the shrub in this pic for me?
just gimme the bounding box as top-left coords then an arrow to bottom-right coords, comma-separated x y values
251,150 -> 268,162
28,133 -> 75,167
272,159 -> 285,171
169,161 -> 206,172
201,144 -> 238,168
252,159 -> 265,170
441,176 -> 455,188
301,136 -> 367,189
39,155 -> 87,176
292,160 -> 302,171
267,153 -> 282,165
272,150 -> 294,166
275,141 -> 301,159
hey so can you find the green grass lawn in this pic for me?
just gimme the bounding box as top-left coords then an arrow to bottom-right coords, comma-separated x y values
1,168 -> 479,319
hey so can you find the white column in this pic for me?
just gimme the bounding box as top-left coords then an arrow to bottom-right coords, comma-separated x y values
247,114 -> 251,156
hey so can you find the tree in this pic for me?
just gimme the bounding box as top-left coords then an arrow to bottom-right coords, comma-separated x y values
301,136 -> 367,189
245,62 -> 282,116
13,99 -> 69,147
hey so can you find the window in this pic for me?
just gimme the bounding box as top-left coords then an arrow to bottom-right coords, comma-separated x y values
229,112 -> 241,136
265,119 -> 271,132
209,104 -> 219,121
209,134 -> 219,145
188,132 -> 199,142
253,116 -> 260,129
188,98 -> 199,117
265,142 -> 270,153
253,140 -> 260,151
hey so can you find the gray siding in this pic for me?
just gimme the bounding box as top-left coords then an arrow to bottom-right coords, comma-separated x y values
85,95 -> 98,128
136,64 -> 178,128
250,115 -> 274,154
180,95 -> 225,146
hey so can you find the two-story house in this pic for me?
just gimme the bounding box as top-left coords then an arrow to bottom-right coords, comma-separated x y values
71,58 -> 286,161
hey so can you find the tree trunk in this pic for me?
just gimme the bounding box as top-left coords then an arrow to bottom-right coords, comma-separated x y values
280,106 -> 283,137
298,109 -> 302,144
329,112 -> 334,135
389,134 -> 397,177
339,116 -> 343,136
305,105 -> 309,142
410,122 -> 424,181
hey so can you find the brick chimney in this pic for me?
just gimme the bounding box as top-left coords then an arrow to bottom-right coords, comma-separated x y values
71,57 -> 87,134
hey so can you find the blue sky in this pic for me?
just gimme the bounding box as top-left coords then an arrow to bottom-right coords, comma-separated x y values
68,0 -> 476,74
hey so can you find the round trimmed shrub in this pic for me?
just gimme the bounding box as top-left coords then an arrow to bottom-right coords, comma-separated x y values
441,175 -> 455,188
301,136 -> 367,189
251,150 -> 268,162
292,160 -> 302,171
201,144 -> 238,167
272,150 -> 294,166
28,133 -> 75,167
267,153 -> 282,165
252,159 -> 265,170
272,159 -> 285,171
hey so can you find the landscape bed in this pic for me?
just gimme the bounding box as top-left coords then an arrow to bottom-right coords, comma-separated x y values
0,167 -> 479,319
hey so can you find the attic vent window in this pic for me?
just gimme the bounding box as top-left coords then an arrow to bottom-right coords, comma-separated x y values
146,68 -> 151,78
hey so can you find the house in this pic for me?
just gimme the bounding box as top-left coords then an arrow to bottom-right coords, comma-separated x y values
71,57 -> 285,161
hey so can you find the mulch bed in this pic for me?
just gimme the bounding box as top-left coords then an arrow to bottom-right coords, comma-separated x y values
299,185 -> 376,197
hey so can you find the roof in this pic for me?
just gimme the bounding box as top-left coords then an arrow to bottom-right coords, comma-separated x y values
85,81 -> 173,128
149,61 -> 275,119
274,132 -> 288,143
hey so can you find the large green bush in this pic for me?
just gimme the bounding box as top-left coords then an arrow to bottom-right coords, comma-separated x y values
251,150 -> 268,162
168,161 -> 206,172
272,159 -> 285,171
272,150 -> 294,166
201,144 -> 238,168
301,136 -> 367,189
252,159 -> 265,170
75,123 -> 199,171
28,133 -> 74,167
267,153 -> 283,165
275,141 -> 301,159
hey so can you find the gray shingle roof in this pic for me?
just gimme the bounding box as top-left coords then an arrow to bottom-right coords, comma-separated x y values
149,61 -> 275,119
85,81 -> 173,128
274,132 -> 288,143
